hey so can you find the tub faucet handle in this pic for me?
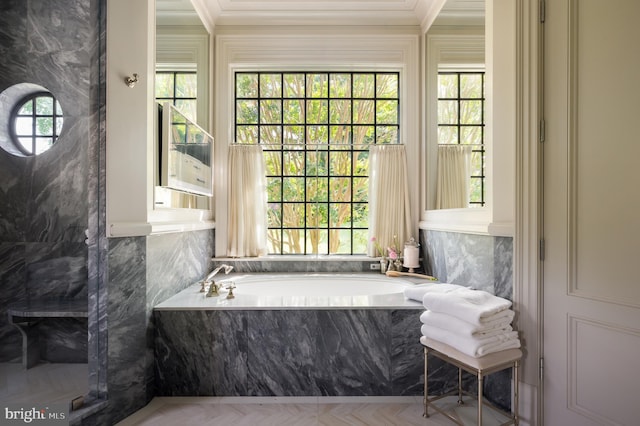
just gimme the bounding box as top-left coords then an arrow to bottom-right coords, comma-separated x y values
225,282 -> 236,299
206,282 -> 221,297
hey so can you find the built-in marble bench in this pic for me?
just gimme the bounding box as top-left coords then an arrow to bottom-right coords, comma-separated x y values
8,300 -> 88,369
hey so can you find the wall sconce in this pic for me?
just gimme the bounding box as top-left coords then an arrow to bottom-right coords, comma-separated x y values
124,73 -> 139,88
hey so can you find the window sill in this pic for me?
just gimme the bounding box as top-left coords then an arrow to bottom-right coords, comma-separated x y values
420,208 -> 514,237
214,255 -> 377,262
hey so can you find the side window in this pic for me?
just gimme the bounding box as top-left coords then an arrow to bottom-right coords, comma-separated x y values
437,71 -> 485,207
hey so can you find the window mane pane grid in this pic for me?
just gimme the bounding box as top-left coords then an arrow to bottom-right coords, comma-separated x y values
437,71 -> 485,207
12,93 -> 63,156
155,71 -> 197,122
235,71 -> 400,255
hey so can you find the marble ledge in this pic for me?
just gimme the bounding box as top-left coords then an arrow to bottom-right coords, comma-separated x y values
8,299 -> 88,318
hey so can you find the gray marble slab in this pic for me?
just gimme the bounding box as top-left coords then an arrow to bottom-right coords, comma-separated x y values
155,307 -> 428,397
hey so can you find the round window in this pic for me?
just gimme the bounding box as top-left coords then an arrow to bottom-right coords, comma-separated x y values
11,92 -> 64,156
0,83 -> 65,157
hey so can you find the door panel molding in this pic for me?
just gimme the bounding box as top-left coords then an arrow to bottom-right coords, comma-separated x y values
568,315 -> 640,425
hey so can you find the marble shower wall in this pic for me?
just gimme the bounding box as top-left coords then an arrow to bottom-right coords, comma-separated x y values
0,0 -> 99,362
105,229 -> 214,424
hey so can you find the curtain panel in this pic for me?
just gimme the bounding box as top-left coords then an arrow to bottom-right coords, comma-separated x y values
435,144 -> 471,209
227,144 -> 268,257
367,144 -> 413,257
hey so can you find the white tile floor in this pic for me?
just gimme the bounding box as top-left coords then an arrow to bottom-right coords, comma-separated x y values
0,362 -> 87,406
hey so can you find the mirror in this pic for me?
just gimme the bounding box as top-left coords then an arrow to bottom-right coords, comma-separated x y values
155,0 -> 211,210
428,0 -> 486,210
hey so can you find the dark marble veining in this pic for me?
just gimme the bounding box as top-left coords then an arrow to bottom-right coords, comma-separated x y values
155,307 -> 426,397
104,230 -> 215,424
420,229 -> 515,410
0,0 -> 97,367
420,230 -> 513,300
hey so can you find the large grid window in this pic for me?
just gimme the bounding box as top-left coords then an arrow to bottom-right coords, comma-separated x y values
155,71 -> 197,122
437,71 -> 485,207
234,72 -> 400,255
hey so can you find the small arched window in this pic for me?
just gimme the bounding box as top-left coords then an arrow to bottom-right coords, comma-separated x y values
10,92 -> 64,156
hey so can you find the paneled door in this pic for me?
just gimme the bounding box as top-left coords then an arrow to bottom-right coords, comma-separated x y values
543,0 -> 640,424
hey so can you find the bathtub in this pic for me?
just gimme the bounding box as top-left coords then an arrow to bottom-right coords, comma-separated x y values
154,273 -> 425,310
154,273 -> 432,397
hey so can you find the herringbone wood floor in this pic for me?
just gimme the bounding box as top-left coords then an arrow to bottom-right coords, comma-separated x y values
117,396 -> 509,426
0,364 -> 509,425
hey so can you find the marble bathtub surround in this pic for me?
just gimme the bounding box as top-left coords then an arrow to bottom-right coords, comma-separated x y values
155,308 -> 435,397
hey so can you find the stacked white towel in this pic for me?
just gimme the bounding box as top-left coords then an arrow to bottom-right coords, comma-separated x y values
407,284 -> 520,358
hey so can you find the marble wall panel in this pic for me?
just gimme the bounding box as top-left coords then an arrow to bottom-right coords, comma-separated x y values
146,230 -> 214,311
390,309 -> 424,396
0,243 -> 26,361
87,0 -> 107,401
211,259 -> 378,274
155,310 -> 248,396
0,156 -> 28,242
0,0 -> 28,87
420,229 -> 515,410
315,310 -> 391,396
421,230 -> 514,300
103,230 -> 215,423
155,307 -> 437,397
39,318 -> 88,363
247,310 -> 319,396
494,236 -> 514,300
106,236 -> 148,424
0,0 -> 95,367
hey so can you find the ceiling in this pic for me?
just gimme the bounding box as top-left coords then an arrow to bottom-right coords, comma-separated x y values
157,0 -> 484,30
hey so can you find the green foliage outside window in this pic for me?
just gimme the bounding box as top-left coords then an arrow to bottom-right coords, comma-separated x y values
437,72 -> 486,207
235,72 -> 400,255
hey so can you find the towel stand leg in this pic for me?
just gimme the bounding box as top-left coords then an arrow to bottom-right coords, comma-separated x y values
477,372 -> 483,426
514,360 -> 520,425
423,346 -> 429,418
457,368 -> 463,405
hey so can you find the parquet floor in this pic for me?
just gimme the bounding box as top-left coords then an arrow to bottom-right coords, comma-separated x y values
117,396 -> 509,426
0,362 -> 88,405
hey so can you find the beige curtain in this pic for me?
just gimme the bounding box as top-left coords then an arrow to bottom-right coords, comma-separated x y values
435,145 -> 471,209
367,144 -> 413,257
227,145 -> 268,257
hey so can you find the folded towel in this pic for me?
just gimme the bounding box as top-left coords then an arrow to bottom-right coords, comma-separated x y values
403,283 -> 466,303
421,324 -> 520,358
423,288 -> 512,326
420,310 -> 515,337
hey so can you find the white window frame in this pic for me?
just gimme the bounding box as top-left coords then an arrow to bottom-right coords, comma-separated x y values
214,27 -> 421,257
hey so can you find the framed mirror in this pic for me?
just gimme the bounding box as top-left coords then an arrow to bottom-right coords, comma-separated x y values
154,0 -> 211,210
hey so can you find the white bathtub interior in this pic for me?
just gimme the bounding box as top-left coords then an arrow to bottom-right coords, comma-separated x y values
155,273 -> 426,310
